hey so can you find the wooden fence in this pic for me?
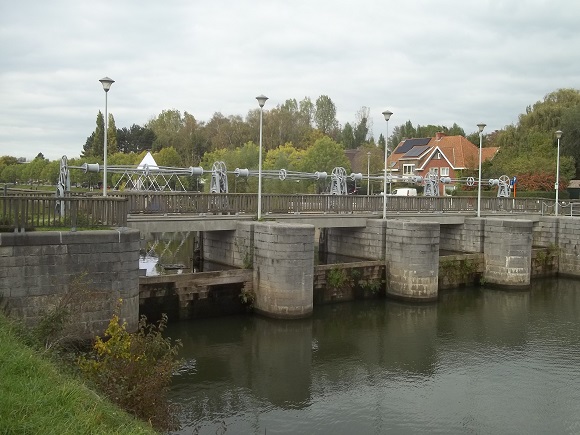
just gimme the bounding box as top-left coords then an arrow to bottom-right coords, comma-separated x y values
0,196 -> 128,231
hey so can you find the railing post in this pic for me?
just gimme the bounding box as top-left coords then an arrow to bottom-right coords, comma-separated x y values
71,199 -> 77,232
12,197 -> 19,233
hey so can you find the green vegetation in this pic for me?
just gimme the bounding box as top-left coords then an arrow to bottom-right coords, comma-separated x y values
0,313 -> 156,435
327,267 -> 350,291
239,287 -> 256,307
3,87 -> 580,194
78,306 -> 182,432
440,258 -> 479,284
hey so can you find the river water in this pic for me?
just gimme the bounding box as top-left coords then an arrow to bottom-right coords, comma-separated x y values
167,277 -> 580,434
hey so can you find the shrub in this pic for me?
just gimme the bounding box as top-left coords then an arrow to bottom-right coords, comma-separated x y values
78,304 -> 182,432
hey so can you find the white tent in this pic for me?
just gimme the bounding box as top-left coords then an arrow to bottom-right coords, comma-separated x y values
114,151 -> 187,192
137,152 -> 159,169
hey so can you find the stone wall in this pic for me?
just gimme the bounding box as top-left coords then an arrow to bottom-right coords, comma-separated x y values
313,261 -> 384,304
438,253 -> 484,290
439,218 -> 484,253
558,217 -> 580,277
202,222 -> 255,269
0,229 -> 140,337
532,216 -> 558,247
253,222 -> 314,318
202,229 -> 236,266
439,223 -> 464,252
325,219 -> 387,260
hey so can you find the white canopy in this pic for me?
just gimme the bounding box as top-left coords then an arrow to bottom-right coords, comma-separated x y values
137,151 -> 159,169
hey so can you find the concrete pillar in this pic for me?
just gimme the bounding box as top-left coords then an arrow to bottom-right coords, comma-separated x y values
386,220 -> 440,301
483,219 -> 533,288
253,222 -> 315,318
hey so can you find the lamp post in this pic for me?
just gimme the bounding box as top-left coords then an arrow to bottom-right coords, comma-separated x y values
256,95 -> 268,220
555,130 -> 563,216
99,77 -> 115,197
476,123 -> 486,217
382,110 -> 393,219
367,152 -> 371,197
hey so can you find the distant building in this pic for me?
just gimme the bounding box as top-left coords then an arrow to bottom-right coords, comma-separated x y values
387,132 -> 499,183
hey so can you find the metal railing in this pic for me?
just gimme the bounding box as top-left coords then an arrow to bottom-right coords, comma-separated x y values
105,192 -> 548,216
542,200 -> 580,217
1,196 -> 128,231
2,192 -> 564,231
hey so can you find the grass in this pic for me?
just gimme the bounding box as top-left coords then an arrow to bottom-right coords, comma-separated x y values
0,314 -> 157,435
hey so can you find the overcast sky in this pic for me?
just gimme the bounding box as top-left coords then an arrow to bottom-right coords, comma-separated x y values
1,0 -> 578,161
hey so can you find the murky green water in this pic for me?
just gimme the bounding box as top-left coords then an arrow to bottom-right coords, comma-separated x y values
167,278 -> 580,434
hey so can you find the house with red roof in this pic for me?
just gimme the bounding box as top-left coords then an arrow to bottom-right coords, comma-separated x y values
387,132 -> 499,186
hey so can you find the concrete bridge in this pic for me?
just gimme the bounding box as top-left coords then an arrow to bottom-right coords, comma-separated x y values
136,215 -> 580,320
123,192 -> 551,233
3,190 -> 579,335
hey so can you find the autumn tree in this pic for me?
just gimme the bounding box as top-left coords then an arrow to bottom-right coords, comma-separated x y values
314,95 -> 339,137
154,147 -> 183,167
176,112 -> 209,166
263,143 -> 307,193
559,104 -> 580,178
147,109 -> 184,152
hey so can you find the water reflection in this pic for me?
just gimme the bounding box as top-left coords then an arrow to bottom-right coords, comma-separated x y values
139,231 -> 234,276
168,277 -> 580,434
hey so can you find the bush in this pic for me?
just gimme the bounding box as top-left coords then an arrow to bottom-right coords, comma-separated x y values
78,304 -> 182,432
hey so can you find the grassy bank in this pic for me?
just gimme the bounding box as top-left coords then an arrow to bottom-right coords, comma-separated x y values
0,314 -> 157,435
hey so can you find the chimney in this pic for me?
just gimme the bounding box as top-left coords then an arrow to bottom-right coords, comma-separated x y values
435,132 -> 446,140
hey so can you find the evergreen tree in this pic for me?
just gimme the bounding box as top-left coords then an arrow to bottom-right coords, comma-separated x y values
107,113 -> 118,155
91,111 -> 105,159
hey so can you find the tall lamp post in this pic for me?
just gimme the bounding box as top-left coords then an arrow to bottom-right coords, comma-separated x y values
367,152 -> 371,197
256,95 -> 268,220
99,77 -> 115,197
555,130 -> 563,216
476,123 -> 486,217
382,110 -> 393,219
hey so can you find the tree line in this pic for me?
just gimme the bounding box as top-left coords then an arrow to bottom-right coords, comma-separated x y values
1,88 -> 579,193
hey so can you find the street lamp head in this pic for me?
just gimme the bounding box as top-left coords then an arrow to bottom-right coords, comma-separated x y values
556,130 -> 563,139
256,95 -> 269,108
382,110 -> 393,122
477,123 -> 486,133
99,77 -> 115,92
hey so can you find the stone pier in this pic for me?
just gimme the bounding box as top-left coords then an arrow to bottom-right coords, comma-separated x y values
385,220 -> 440,301
253,222 -> 315,318
483,219 -> 533,288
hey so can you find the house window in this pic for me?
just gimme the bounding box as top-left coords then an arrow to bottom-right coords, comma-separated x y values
435,152 -> 442,159
440,167 -> 449,177
429,167 -> 439,176
403,164 -> 415,175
